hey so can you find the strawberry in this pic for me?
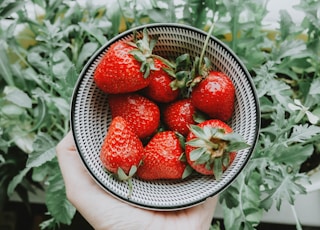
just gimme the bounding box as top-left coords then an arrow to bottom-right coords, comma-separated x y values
94,41 -> 151,94
142,58 -> 179,103
100,116 -> 144,196
185,119 -> 249,179
136,131 -> 189,180
162,98 -> 197,136
108,93 -> 160,139
191,71 -> 235,121
94,28 -> 162,94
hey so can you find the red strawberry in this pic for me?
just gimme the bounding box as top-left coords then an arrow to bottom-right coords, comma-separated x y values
100,116 -> 144,196
94,28 -> 165,94
136,131 -> 188,180
108,93 -> 160,139
142,59 -> 179,103
94,41 -> 151,94
162,98 -> 197,136
185,119 -> 249,179
191,71 -> 235,121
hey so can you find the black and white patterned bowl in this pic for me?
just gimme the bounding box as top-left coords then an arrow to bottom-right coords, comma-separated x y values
71,23 -> 260,210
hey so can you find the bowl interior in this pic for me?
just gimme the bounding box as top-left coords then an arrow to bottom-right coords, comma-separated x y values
71,23 -> 260,210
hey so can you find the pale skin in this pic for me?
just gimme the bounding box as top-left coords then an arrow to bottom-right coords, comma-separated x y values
56,131 -> 218,230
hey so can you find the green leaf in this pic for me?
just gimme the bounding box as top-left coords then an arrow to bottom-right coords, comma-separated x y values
26,147 -> 56,168
275,40 -> 307,61
31,133 -> 56,154
266,80 -> 292,106
46,171 -> 76,225
76,42 -> 99,70
0,0 -> 24,18
286,124 -> 320,145
294,1 -> 320,30
7,167 -> 30,196
148,8 -> 173,23
39,218 -> 57,230
52,51 -> 73,77
32,163 -> 53,182
0,43 -> 14,86
0,154 -> 5,163
260,166 -> 307,211
279,10 -> 296,40
27,52 -> 49,74
4,86 -> 32,108
220,171 -> 263,229
51,97 -> 70,118
106,2 -> 121,35
66,65 -> 79,87
272,144 -> 314,166
1,104 -> 25,116
9,130 -> 35,154
253,61 -> 276,98
308,78 -> 320,102
222,209 -> 249,230
220,185 -> 240,208
79,22 -> 107,45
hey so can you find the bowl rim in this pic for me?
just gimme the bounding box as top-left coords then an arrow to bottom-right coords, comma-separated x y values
70,22 -> 261,210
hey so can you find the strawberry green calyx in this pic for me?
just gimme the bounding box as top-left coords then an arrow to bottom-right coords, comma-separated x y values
128,27 -> 190,86
152,51 -> 194,98
166,54 -> 193,92
162,22 -> 216,97
182,165 -> 194,179
186,124 -> 250,179
188,22 -> 216,88
128,28 -> 159,79
176,133 -> 194,179
130,29 -> 195,98
115,164 -> 140,199
156,53 -> 194,98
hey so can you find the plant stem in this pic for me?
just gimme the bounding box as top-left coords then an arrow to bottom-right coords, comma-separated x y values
290,204 -> 302,230
198,21 -> 215,74
230,6 -> 240,52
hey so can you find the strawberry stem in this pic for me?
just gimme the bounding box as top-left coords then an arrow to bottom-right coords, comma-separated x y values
198,22 -> 215,73
127,178 -> 133,198
151,54 -> 176,69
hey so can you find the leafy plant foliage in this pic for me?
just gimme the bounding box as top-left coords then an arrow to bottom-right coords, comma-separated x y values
0,0 -> 319,229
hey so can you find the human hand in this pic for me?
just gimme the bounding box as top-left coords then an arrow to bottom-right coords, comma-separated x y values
56,131 -> 217,230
